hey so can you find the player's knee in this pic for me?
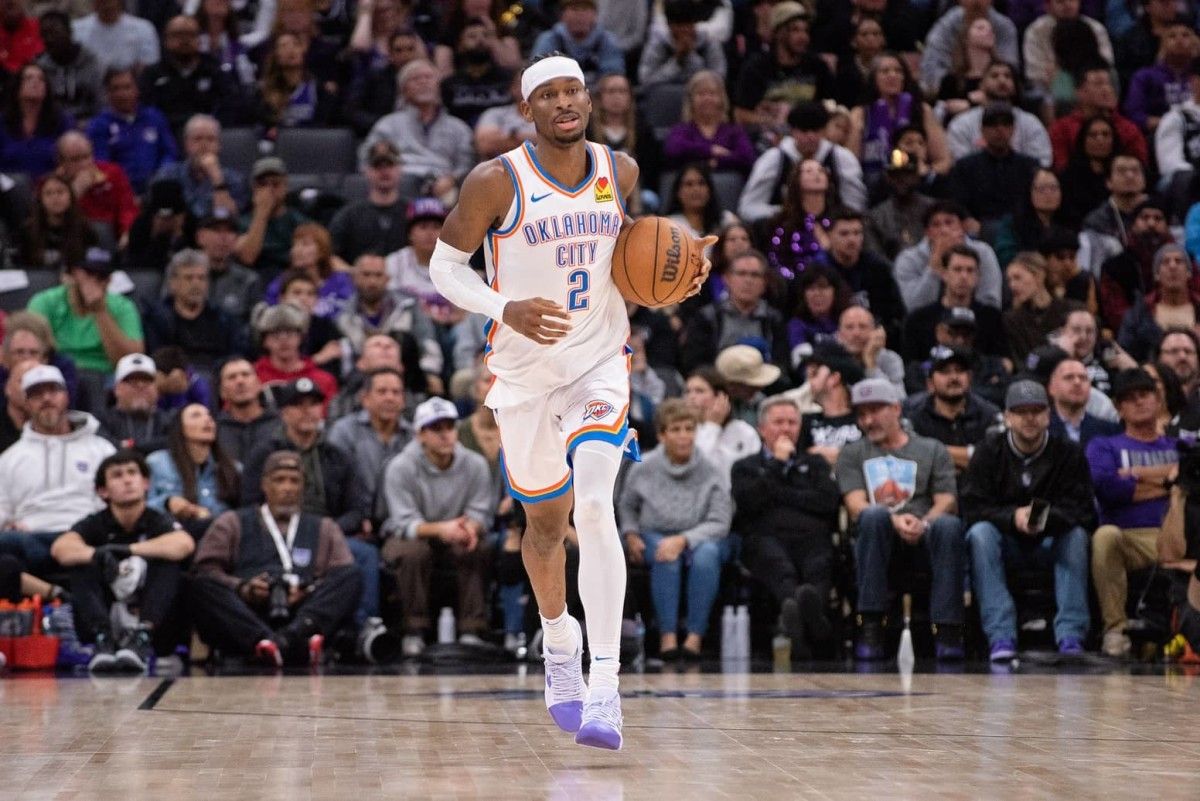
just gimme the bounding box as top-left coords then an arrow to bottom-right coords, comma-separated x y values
524,519 -> 563,555
574,493 -> 612,529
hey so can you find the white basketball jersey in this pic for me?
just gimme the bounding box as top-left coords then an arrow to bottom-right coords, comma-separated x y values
483,140 -> 630,408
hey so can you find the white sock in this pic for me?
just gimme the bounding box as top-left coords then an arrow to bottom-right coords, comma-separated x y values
571,441 -> 626,695
540,609 -> 578,656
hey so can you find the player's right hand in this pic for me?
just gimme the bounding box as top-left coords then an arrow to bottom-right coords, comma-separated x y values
502,298 -> 571,345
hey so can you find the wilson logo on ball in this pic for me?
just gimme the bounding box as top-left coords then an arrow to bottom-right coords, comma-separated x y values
660,226 -> 682,283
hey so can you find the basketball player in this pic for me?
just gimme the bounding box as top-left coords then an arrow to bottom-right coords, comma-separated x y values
430,53 -> 713,750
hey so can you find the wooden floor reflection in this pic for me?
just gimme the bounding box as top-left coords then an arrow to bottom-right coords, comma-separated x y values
3,667 -> 1199,801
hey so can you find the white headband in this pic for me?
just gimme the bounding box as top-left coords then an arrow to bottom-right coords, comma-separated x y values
521,56 -> 587,101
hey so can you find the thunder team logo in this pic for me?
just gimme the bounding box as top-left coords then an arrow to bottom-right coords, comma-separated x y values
582,400 -> 615,422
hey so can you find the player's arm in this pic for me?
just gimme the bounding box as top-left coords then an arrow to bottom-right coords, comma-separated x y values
432,160 -> 571,345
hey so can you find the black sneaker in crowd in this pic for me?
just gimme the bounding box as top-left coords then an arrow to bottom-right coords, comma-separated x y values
796,585 -> 831,642
88,631 -> 119,674
854,614 -> 886,661
114,628 -> 153,673
779,597 -> 807,659
933,623 -> 965,661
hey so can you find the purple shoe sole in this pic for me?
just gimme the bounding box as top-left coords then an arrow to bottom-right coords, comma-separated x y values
548,701 -> 583,733
574,721 -> 623,750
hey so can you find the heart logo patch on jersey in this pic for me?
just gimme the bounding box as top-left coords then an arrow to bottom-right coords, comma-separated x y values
582,400 -> 615,422
594,176 -> 614,203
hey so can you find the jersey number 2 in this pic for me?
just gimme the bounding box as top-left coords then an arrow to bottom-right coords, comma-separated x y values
567,269 -> 590,311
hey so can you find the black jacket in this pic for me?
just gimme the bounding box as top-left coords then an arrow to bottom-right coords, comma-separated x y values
681,299 -> 790,375
814,250 -> 905,345
903,391 -> 1001,448
99,407 -> 171,455
139,54 -> 244,134
731,450 -> 840,540
241,434 -> 367,536
144,297 -> 248,372
960,430 -> 1097,538
216,408 -> 281,465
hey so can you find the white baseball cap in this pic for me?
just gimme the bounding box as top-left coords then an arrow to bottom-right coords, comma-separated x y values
414,397 -> 459,430
21,364 -> 66,395
115,353 -> 157,383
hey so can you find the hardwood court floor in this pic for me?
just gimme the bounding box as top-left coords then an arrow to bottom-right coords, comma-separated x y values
2,667 -> 1199,801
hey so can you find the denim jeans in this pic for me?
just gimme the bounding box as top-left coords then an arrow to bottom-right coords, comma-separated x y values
639,531 -> 734,636
965,522 -> 1090,646
346,537 -> 380,627
0,530 -> 63,577
855,505 -> 965,625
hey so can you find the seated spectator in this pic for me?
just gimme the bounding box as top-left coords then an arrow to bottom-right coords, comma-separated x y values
829,16 -> 884,107
837,378 -> 964,661
1124,18 -> 1194,135
947,103 -> 1039,226
328,140 -> 408,264
1119,244 -> 1200,362
35,10 -> 102,122
894,201 -> 1004,311
1048,64 -> 1147,170
1088,368 -> 1180,657
588,73 -> 661,210
530,0 -> 623,89
235,156 -> 309,279
1058,117 -> 1119,230
919,0 -> 1019,96
147,403 -> 239,537
440,18 -> 511,126
0,364 -> 113,577
1039,229 -> 1099,315
1156,328 -> 1200,407
125,179 -> 191,270
215,356 -> 280,464
713,350 -> 787,430
683,366 -> 760,476
98,353 -> 171,454
815,210 -> 905,343
761,158 -> 836,279
732,396 -> 839,659
678,220 -> 753,316
1100,198 -> 1175,328
153,345 -> 213,412
139,15 -> 242,138
739,102 -> 866,223
85,67 -> 177,193
1054,308 -> 1135,396
1004,252 -> 1077,363
731,2 -> 832,130
53,131 -> 138,244
71,0 -> 158,72
1082,155 -> 1148,242
0,360 -> 36,452
798,340 -> 864,466
904,346 -> 1002,472
638,0 -> 726,89
385,196 -> 445,301
904,314 -> 1011,407
343,28 -> 425,137
145,249 -> 247,373
680,250 -> 789,375
196,208 -> 261,323
50,450 -> 194,673
252,304 -> 337,402
1047,355 -> 1122,446
1022,0 -> 1112,102
473,70 -> 537,160
364,59 -> 473,202
0,310 -> 79,408
0,0 -> 43,73
961,379 -> 1096,660
662,69 -> 755,175
664,162 -> 738,249
901,246 -> 1007,362
327,332 -> 415,420
271,269 -> 343,371
190,450 -> 361,667
16,172 -> 100,271
154,115 -> 248,220
620,400 -> 732,660
381,397 -> 493,657
263,223 -> 353,319
947,60 -> 1053,167
0,62 -> 75,179
785,265 -> 850,359
250,32 -> 337,129
28,247 -> 143,388
863,149 -> 934,261
832,305 -> 903,399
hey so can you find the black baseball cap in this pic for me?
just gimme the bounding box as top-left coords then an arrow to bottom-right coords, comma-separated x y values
806,340 -> 865,386
940,307 -> 977,330
197,206 -> 239,231
1110,368 -> 1159,403
272,377 -> 326,407
929,345 -> 973,372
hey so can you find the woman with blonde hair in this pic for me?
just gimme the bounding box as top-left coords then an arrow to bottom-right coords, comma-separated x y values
663,70 -> 755,174
263,222 -> 354,317
1003,251 -> 1076,362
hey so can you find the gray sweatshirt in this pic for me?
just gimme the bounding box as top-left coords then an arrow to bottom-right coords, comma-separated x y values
892,237 -> 1003,311
382,440 -> 494,540
617,447 -> 732,548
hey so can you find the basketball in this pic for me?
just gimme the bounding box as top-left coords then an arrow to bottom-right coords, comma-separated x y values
611,217 -> 698,308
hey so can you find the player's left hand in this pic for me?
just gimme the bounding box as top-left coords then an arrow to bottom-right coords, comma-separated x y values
683,235 -> 718,300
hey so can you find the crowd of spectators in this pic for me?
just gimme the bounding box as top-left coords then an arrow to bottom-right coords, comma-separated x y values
2,0 -> 1200,672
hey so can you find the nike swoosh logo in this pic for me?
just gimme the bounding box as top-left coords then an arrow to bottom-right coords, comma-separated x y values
531,192 -> 552,202
594,656 -> 613,662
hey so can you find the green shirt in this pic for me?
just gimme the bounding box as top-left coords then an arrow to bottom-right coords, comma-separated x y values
27,285 -> 144,372
240,207 -> 308,276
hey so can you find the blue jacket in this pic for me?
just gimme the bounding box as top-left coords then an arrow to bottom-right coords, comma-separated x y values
85,105 -> 178,192
531,24 -> 625,86
146,449 -> 231,518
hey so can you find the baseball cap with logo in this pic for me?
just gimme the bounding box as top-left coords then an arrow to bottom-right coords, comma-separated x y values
1005,380 -> 1049,411
715,345 -> 782,388
407,197 -> 447,224
272,377 -> 325,407
78,246 -> 115,277
21,364 -> 66,395
414,396 -> 459,430
941,306 -> 977,330
115,353 -> 156,383
929,345 -> 972,372
850,377 -> 901,407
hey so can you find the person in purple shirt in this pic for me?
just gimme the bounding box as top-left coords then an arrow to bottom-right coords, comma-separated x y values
1086,368 -> 1180,658
663,70 -> 756,175
1121,17 -> 1196,134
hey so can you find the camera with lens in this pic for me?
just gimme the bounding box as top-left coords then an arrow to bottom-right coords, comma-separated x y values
1175,439 -> 1200,495
267,573 -> 299,623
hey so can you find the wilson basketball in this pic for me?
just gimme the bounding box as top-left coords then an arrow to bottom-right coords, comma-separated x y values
611,217 -> 697,308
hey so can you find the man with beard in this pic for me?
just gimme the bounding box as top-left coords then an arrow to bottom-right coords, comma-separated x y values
903,346 -> 1001,473
442,19 -> 514,126
837,378 -> 963,661
798,341 -> 864,466
732,2 -> 833,130
328,141 -> 408,264
138,15 -> 242,137
215,357 -> 280,464
1098,199 -> 1176,330
1157,328 -> 1200,415
1047,356 -> 1121,447
99,354 -> 171,455
144,249 -> 246,374
947,60 -> 1052,166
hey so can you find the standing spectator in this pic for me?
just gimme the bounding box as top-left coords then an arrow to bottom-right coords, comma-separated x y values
215,356 -> 280,464
732,396 -> 840,659
363,59 -> 473,201
144,249 -> 246,372
919,0 -> 1019,96
638,0 -> 726,88
1022,0 -> 1112,100
197,209 -> 260,323
732,2 -> 832,129
1088,368 -> 1180,657
683,366 -> 761,477
0,62 -> 74,179
961,379 -> 1096,660
380,397 -> 493,656
98,353 -> 171,455
71,0 -> 159,72
662,69 -> 756,175
252,304 -> 337,402
798,340 -> 864,466
139,15 -> 242,138
234,156 -> 308,278
34,10 -> 101,121
440,18 -> 512,126
1047,356 -> 1121,446
147,403 -> 240,535
189,450 -> 361,667
50,450 -> 194,672
1118,244 -> 1200,362
1048,65 -> 1147,170
836,378 -> 964,661
530,0 -> 624,89
904,346 -> 1001,472
327,139 -> 407,264
946,60 -> 1052,167
901,246 -> 1007,362
53,131 -> 138,243
946,103 -> 1039,226
620,400 -> 733,660
814,210 -> 905,342
1123,18 -> 1195,134
0,0 -> 43,72
893,202 -> 1004,311
836,305 -> 906,398
154,115 -> 247,220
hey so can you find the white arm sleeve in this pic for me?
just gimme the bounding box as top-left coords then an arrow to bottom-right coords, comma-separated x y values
430,239 -> 511,322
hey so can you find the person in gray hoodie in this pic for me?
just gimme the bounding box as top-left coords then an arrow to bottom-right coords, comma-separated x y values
619,400 -> 733,661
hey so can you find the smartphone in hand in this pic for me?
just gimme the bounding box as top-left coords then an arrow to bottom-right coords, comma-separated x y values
1029,498 -> 1050,533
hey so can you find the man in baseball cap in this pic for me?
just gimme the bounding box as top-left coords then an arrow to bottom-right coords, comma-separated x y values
243,155 -> 303,275
837,376 -> 965,662
99,353 -> 170,454
905,346 -> 1001,473
800,341 -> 864,465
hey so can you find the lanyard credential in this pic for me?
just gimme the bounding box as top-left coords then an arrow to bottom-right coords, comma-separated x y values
260,505 -> 300,574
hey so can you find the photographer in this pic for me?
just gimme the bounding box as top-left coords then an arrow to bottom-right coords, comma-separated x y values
189,451 -> 361,667
1158,445 -> 1200,657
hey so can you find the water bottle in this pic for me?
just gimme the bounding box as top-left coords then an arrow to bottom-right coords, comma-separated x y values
437,607 -> 456,644
721,606 -> 736,660
735,605 -> 751,660
772,632 -> 792,671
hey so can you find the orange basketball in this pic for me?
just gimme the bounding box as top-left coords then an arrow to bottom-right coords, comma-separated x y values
611,216 -> 698,308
